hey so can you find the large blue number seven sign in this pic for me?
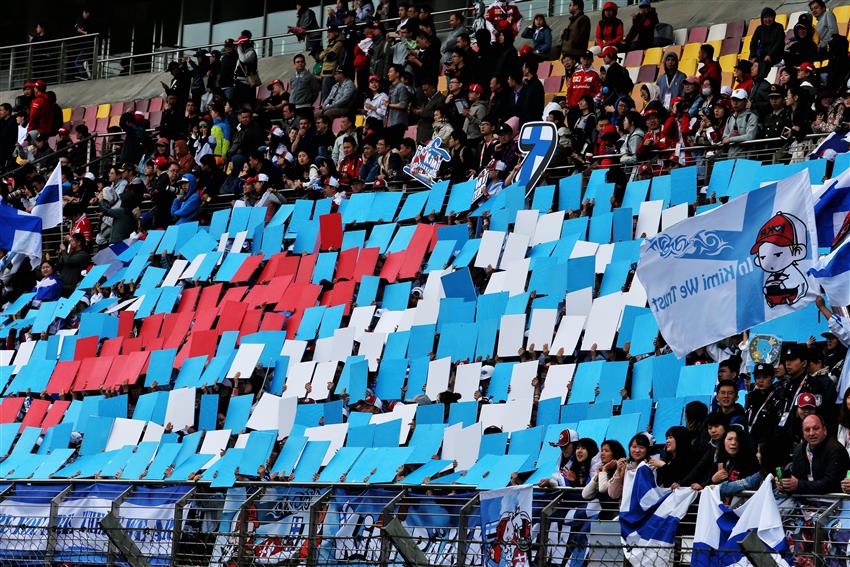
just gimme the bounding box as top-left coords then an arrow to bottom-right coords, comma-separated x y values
515,121 -> 557,192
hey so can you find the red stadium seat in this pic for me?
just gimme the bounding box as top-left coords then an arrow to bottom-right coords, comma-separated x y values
404,125 -> 417,140
543,76 -> 563,93
537,61 -> 551,79
256,84 -> 272,100
688,27 -> 708,44
725,20 -> 745,39
94,117 -> 109,133
82,104 -> 97,122
148,111 -> 163,128
135,98 -> 150,113
123,101 -> 136,113
71,107 -> 84,122
148,97 -> 164,113
720,36 -> 741,57
623,50 -> 644,67
636,64 -> 658,83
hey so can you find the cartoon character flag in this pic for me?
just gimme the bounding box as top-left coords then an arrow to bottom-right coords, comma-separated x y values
403,137 -> 450,187
480,485 -> 533,567
637,170 -> 819,358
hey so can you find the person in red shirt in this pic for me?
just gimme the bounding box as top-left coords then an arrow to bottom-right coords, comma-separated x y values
337,136 -> 362,185
67,202 -> 94,247
637,109 -> 672,172
733,59 -> 754,93
485,0 -> 523,36
567,51 -> 602,109
594,2 -> 623,53
697,44 -> 722,86
27,80 -> 55,137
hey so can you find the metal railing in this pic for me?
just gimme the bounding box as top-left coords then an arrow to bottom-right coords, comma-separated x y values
0,480 -> 847,566
0,34 -> 100,91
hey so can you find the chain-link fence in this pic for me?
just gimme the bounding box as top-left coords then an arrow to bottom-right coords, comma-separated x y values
0,481 -> 848,566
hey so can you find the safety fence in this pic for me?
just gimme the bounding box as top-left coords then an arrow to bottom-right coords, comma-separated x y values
0,34 -> 100,91
0,481 -> 847,566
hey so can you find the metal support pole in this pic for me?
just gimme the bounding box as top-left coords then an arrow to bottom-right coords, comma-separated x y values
0,485 -> 14,501
455,493 -> 479,567
813,499 -> 841,567
380,489 -> 407,567
307,488 -> 333,567
235,487 -> 265,567
107,486 -> 135,567
46,485 -> 74,564
170,487 -> 196,566
537,491 -> 566,567
92,35 -> 100,81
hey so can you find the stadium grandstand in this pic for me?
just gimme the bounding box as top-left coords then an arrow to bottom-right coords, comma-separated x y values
2,0 -> 850,565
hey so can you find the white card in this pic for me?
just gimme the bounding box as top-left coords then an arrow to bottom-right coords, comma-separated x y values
453,362 -> 482,400
425,357 -> 452,400
474,230 -> 506,269
527,309 -> 558,349
550,315 -> 587,355
496,313 -> 526,357
580,292 -> 625,351
164,387 -> 196,431
636,200 -> 664,238
540,364 -> 576,403
532,210 -> 565,245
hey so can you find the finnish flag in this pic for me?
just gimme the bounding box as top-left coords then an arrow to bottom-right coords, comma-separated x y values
619,463 -> 698,566
31,163 -> 64,230
814,167 -> 850,248
692,474 -> 791,567
0,199 -> 43,270
809,233 -> 850,306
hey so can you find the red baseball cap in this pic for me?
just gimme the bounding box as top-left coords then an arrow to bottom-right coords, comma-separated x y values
153,156 -> 169,168
369,74 -> 381,82
750,212 -> 800,254
601,46 -> 618,59
552,428 -> 579,447
644,108 -> 659,117
57,127 -> 68,134
33,79 -> 46,89
234,36 -> 249,45
798,62 -> 815,73
468,83 -> 484,94
797,392 -> 817,408
23,81 -> 35,88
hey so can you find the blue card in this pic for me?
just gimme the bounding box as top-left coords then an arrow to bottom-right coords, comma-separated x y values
199,394 -> 220,431
214,253 -> 249,282
652,397 -> 685,437
605,413 -> 640,449
133,391 -> 168,424
447,401 -> 478,427
387,225 -> 417,253
596,361 -> 628,403
318,305 -> 345,339
588,212 -> 613,244
365,223 -> 396,253
179,230 -> 218,261
670,166 -> 697,206
426,240 -> 456,273
145,348 -> 176,387
621,180 -> 650,212
707,159 -> 735,197
318,447 -> 364,482
451,239 -> 481,268
612,207 -> 633,242
295,306 -> 326,340
223,394 -> 253,434
424,180 -> 450,216
649,175 -> 672,207
569,361 -> 603,404
382,282 -> 412,311
598,261 -> 631,296
446,180 -> 475,214
532,184 -> 555,213
676,363 -> 719,397
396,191 -> 428,221
355,275 -> 380,307
621,399 -> 652,432
174,356 -> 207,389
80,416 -> 114,455
375,358 -> 408,400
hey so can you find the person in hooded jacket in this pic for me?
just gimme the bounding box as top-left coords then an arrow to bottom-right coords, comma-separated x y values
639,83 -> 666,119
27,80 -> 54,137
749,8 -> 786,79
98,182 -> 140,244
601,46 -> 633,100
649,426 -> 696,487
171,173 -> 202,224
656,52 -> 686,108
594,2 -> 623,53
624,0 -> 659,52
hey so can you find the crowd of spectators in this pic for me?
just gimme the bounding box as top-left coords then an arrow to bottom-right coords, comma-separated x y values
2,0 -> 850,496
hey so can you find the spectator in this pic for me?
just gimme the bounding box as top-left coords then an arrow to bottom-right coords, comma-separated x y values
517,59 -> 545,125
723,89 -> 759,156
290,54 -> 321,120
413,80 -> 445,145
57,234 -> 91,296
656,52 -> 686,108
809,0 -> 838,52
623,0 -> 659,52
697,44 -> 722,86
359,139 -> 379,183
385,65 -> 411,147
320,68 -> 357,120
572,95 -> 597,151
445,49 -> 471,87
337,136 -> 362,184
567,51 -> 602,110
289,2 -> 322,55
749,8 -> 786,79
319,26 -> 345,101
368,21 -> 391,80
715,379 -> 746,422
31,261 -> 62,308
27,80 -> 54,137
601,47 -> 633,99
0,103 -> 17,169
786,84 -> 814,141
560,0 -> 591,60
838,387 -> 850,457
749,66 -> 773,120
796,62 -> 819,101
778,414 -> 850,494
442,12 -> 467,65
492,123 -> 520,174
363,75 -> 388,124
619,110 -> 645,166
785,23 -> 818,70
463,84 -> 488,147
649,426 -> 696,487
431,106 -> 454,143
707,426 -> 760,489
485,0 -> 523,37
521,14 -> 553,59
171,174 -> 202,224
227,108 -> 264,160
150,161 -> 180,229
539,428 -> 579,488
681,412 -> 728,489
488,76 -> 515,123
608,433 -> 651,499
98,181 -> 140,244
408,30 -> 440,87
582,439 -> 626,506
594,2 -> 624,55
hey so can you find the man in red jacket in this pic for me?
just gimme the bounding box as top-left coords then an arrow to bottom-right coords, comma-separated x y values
27,80 -> 55,137
567,51 -> 602,109
697,44 -> 722,86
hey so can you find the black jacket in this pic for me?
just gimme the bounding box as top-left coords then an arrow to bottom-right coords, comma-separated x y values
228,121 -> 265,159
788,437 -> 850,494
750,22 -> 786,64
58,249 -> 92,293
517,78 -> 545,125
0,116 -> 16,169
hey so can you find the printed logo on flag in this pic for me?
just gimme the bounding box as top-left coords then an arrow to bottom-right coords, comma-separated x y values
404,137 -> 450,188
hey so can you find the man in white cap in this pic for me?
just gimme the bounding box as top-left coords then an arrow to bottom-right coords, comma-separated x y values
723,88 -> 759,158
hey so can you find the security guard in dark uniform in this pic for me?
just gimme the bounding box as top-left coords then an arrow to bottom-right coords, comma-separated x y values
761,84 -> 792,139
745,362 -> 787,445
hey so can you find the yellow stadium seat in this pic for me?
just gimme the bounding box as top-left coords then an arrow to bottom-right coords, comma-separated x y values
678,58 -> 697,77
722,72 -> 735,89
437,75 -> 447,93
836,5 -> 850,23
631,83 -> 647,111
740,36 -> 752,58
62,108 -> 71,123
108,115 -> 121,128
550,60 -> 565,77
775,13 -> 788,29
706,40 -> 722,56
718,54 -> 738,73
747,18 -> 760,36
96,104 -> 111,119
681,43 -> 701,62
355,115 -> 365,128
643,47 -> 663,66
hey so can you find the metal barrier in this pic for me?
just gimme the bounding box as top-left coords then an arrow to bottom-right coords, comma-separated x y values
0,480 -> 847,566
0,35 -> 100,91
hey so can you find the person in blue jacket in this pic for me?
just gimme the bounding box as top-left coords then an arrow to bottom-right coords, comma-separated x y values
32,261 -> 63,307
521,14 -> 553,59
171,173 -> 201,224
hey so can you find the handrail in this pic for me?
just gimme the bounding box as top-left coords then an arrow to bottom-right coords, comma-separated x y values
0,32 -> 100,53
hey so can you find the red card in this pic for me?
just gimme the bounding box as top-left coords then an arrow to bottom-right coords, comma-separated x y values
121,337 -> 145,353
0,397 -> 23,424
44,360 -> 81,394
319,213 -> 343,251
162,311 -> 194,350
320,281 -> 356,315
379,251 -> 406,283
104,351 -> 149,388
259,253 -> 300,283
239,308 -> 262,335
197,283 -> 224,313
20,399 -> 50,432
40,400 -> 70,433
335,248 -> 359,282
177,286 -> 201,313
259,311 -> 286,331
77,356 -> 115,391
294,253 -> 317,283
217,286 -> 248,313
353,248 -> 379,282
216,301 -> 247,332
232,254 -> 264,282
100,337 -> 124,357
138,313 -> 165,342
284,310 -> 303,339
398,224 -> 436,280
73,336 -> 99,361
118,310 -> 135,338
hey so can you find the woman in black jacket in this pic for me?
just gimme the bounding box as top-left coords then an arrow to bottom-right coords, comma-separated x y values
708,426 -> 760,489
649,426 -> 696,487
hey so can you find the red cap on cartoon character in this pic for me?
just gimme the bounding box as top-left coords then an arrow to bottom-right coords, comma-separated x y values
750,212 -> 799,254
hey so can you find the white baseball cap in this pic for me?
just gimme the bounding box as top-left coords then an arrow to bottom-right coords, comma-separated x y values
256,173 -> 269,182
326,176 -> 339,188
730,88 -> 748,100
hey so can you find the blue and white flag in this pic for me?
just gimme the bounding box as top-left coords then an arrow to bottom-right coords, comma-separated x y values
693,474 -> 791,567
480,485 -> 533,567
31,163 -> 63,230
619,463 -> 698,566
809,131 -> 850,161
637,171 -> 819,357
814,167 -> 850,247
809,234 -> 850,306
0,199 -> 42,270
